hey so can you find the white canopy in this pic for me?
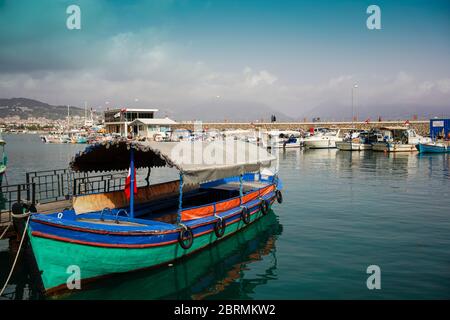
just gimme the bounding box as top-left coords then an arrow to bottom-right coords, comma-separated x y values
71,140 -> 276,185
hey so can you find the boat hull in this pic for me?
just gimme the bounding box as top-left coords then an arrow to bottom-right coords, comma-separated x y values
304,138 -> 341,149
336,142 -> 372,151
372,142 -> 417,152
416,143 -> 450,153
28,198 -> 275,295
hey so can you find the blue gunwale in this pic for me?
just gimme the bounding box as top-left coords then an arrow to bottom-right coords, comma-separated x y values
29,176 -> 278,248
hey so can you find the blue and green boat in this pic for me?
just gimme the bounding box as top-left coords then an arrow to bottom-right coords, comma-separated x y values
416,142 -> 450,153
25,139 -> 283,295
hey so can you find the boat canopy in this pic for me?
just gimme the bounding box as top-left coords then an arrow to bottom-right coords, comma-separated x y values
70,139 -> 277,185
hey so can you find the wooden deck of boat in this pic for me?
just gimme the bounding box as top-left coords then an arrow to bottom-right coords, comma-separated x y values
36,199 -> 72,214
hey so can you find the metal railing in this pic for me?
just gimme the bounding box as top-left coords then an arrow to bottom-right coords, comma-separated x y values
26,169 -> 75,203
0,169 -> 128,225
0,183 -> 35,224
73,173 -> 127,195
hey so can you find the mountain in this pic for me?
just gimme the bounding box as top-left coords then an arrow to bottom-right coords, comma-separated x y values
0,98 -> 85,120
161,99 -> 294,122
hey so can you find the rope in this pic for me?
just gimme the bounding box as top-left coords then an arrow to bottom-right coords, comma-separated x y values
0,214 -> 31,297
0,223 -> 10,240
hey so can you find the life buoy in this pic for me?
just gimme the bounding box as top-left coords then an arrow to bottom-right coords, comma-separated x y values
260,199 -> 269,215
241,206 -> 250,224
178,226 -> 193,249
276,190 -> 283,204
214,217 -> 226,238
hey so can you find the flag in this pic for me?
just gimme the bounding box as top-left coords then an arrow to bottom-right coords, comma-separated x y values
124,167 -> 137,200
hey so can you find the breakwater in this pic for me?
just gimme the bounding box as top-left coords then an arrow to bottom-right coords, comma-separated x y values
173,120 -> 429,136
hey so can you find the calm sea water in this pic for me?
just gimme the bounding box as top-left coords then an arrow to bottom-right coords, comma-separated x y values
1,134 -> 450,300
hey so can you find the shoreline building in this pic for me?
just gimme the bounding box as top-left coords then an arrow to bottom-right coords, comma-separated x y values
104,108 -> 176,139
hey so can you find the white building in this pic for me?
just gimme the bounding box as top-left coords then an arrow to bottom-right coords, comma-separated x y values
104,108 -> 176,138
130,118 -> 177,140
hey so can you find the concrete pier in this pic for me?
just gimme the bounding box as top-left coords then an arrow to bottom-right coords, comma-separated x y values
173,120 -> 430,136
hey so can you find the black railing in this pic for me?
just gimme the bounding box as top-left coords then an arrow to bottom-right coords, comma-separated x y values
0,169 -> 128,225
0,183 -> 35,224
26,168 -> 76,203
73,173 -> 127,195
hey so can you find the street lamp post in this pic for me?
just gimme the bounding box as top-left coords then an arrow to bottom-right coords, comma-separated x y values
351,84 -> 358,125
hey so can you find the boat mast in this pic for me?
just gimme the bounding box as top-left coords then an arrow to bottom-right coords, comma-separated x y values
177,173 -> 184,224
84,101 -> 87,126
129,147 -> 135,218
67,105 -> 70,131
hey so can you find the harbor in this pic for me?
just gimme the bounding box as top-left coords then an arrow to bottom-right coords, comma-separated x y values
0,129 -> 449,299
1,0 -> 450,307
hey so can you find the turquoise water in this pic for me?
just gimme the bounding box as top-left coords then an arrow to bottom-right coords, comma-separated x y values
1,134 -> 450,299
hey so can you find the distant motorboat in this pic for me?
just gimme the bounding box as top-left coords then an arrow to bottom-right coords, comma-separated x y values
266,131 -> 302,149
336,130 -> 376,151
416,142 -> 450,153
303,129 -> 342,149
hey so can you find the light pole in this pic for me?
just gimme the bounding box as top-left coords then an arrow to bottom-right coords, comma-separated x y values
351,84 -> 358,125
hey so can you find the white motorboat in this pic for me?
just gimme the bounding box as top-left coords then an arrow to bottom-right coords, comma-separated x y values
266,130 -> 302,148
303,129 -> 343,149
336,130 -> 375,151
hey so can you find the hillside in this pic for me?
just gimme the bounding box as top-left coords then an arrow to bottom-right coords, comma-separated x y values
0,98 -> 84,120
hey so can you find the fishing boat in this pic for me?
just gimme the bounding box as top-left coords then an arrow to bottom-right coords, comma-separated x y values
336,130 -> 376,151
303,129 -> 343,149
23,139 -> 283,295
0,130 -> 6,186
416,141 -> 450,153
372,127 -> 431,152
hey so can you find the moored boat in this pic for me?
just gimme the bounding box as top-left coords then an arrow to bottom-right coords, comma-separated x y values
372,127 -> 431,152
303,129 -> 342,149
416,142 -> 450,153
23,139 -> 283,295
336,130 -> 376,151
266,130 -> 302,149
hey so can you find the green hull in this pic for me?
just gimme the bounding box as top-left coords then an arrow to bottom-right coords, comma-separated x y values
28,209 -> 266,294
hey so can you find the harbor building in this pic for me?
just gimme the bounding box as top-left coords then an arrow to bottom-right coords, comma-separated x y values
104,108 -> 176,138
130,117 -> 177,140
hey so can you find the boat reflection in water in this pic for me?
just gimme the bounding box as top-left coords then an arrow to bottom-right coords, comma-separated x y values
58,211 -> 283,300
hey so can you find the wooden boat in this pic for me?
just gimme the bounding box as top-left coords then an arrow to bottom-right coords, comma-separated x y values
24,139 -> 283,295
416,142 -> 450,153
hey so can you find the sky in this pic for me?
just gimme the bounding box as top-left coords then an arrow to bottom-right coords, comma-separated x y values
0,0 -> 449,119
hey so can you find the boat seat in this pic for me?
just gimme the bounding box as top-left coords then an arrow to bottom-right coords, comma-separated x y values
210,181 -> 267,192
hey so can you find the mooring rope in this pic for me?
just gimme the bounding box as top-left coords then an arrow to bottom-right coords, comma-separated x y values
0,223 -> 10,240
0,213 -> 31,297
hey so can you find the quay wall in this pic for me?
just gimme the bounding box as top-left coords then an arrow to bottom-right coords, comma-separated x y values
172,121 -> 430,136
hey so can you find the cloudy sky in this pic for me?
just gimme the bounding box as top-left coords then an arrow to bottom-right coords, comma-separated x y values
0,0 -> 449,119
